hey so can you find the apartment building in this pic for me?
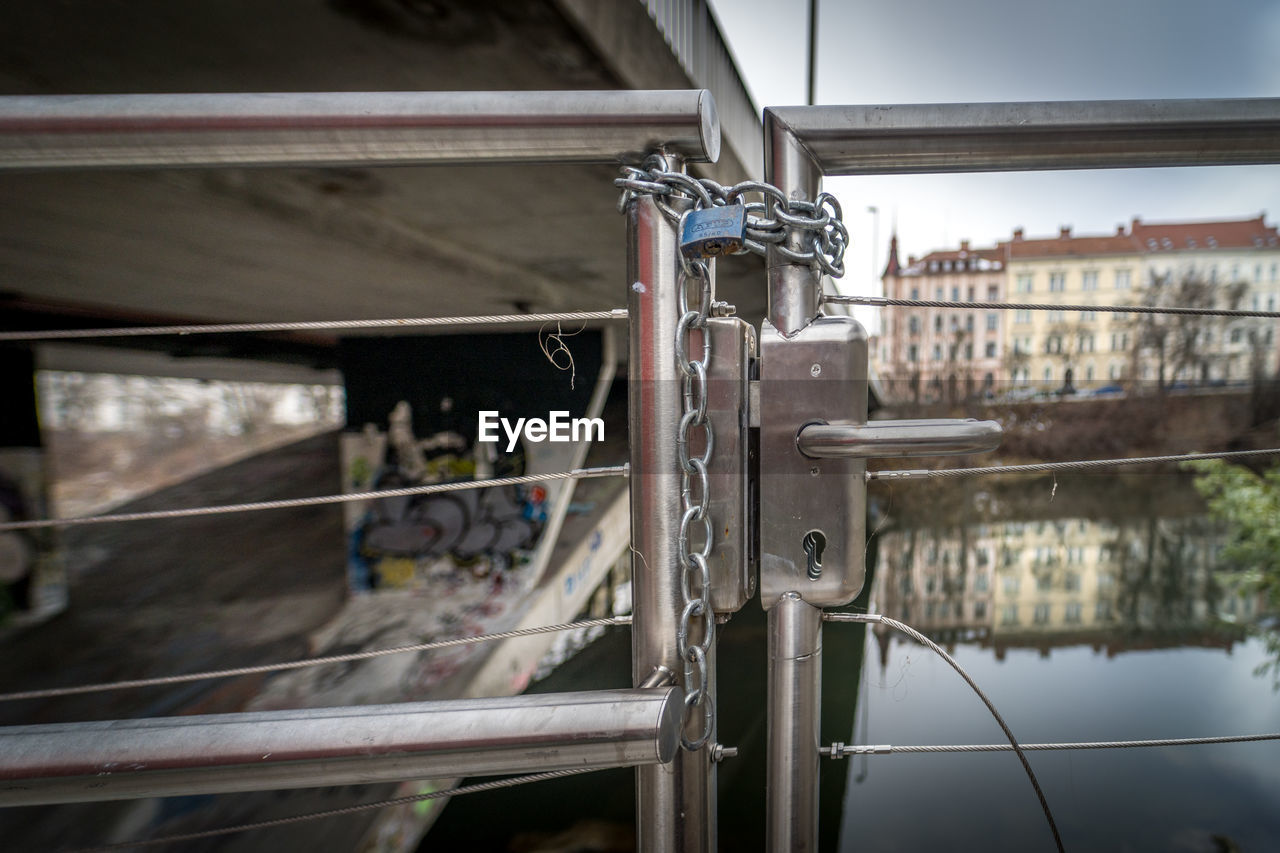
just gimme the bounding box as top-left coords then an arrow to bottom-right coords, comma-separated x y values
876,214 -> 1280,397
878,235 -> 1006,402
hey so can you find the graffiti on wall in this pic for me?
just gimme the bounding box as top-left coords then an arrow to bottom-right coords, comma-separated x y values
342,401 -> 546,591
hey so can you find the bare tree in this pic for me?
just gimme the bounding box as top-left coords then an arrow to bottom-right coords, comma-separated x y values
1127,270 -> 1252,394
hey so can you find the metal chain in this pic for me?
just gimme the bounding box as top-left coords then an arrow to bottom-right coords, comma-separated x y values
673,198 -> 716,753
620,154 -> 720,751
615,156 -> 849,278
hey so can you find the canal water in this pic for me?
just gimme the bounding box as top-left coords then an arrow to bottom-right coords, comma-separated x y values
427,469 -> 1280,851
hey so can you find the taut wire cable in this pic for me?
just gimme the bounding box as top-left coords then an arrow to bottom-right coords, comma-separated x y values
868,448 -> 1280,481
826,612 -> 1065,853
824,295 -> 1280,319
0,616 -> 632,703
71,767 -> 602,852
0,310 -> 628,342
0,465 -> 629,531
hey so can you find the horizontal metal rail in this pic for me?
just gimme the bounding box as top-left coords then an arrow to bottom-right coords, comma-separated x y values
0,90 -> 719,170
766,98 -> 1280,175
0,687 -> 681,807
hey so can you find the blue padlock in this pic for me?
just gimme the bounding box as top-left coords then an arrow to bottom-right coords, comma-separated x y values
680,204 -> 747,259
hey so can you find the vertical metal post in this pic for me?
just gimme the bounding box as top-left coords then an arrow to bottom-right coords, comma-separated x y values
763,111 -> 826,851
767,592 -> 823,851
627,153 -> 715,853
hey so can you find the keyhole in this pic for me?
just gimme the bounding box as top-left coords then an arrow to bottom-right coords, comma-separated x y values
802,530 -> 826,580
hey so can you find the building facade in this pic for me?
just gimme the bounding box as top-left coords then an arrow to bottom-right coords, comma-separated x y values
879,236 -> 1007,402
876,214 -> 1280,399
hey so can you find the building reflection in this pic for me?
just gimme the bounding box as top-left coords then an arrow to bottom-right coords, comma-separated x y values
872,514 -> 1266,669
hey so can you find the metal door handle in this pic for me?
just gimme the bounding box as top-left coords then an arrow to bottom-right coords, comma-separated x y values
796,418 -> 1002,459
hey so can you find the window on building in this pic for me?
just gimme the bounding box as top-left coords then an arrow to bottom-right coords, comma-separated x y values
936,287 -> 944,299
1082,271 -> 1098,291
974,601 -> 988,620
1015,310 -> 1031,324
1043,366 -> 1053,382
1271,263 -> 1278,282
907,344 -> 918,362
1036,574 -> 1052,592
968,286 -> 976,301
966,315 -> 974,332
950,316 -> 959,331
1002,576 -> 1020,594
951,286 -> 960,300
1109,363 -> 1120,379
1064,602 -> 1082,623
909,316 -> 920,334
932,344 -> 942,361
935,316 -> 943,332
1115,270 -> 1131,290
985,342 -> 997,358
1047,310 -> 1064,323
1049,273 -> 1066,292
1016,274 -> 1033,294
964,343 -> 973,360
1080,311 -> 1096,322
1256,264 -> 1264,282
1231,328 -> 1242,344
1085,364 -> 1095,381
1033,603 -> 1051,624
988,284 -> 999,300
1001,605 -> 1019,626
910,287 -> 920,300
986,313 -> 998,331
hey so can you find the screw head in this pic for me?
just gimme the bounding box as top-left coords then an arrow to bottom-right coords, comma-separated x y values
810,466 -> 820,476
810,363 -> 822,377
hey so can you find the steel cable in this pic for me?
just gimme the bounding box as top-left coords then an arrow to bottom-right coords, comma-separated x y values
829,733 -> 1280,755
70,767 -> 601,852
0,465 -> 629,531
826,612 -> 1065,853
0,616 -> 631,703
868,448 -> 1280,481
824,294 -> 1280,319
0,310 -> 627,342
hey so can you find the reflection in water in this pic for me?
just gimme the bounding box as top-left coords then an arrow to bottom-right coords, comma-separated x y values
842,473 -> 1280,853
873,513 -> 1264,669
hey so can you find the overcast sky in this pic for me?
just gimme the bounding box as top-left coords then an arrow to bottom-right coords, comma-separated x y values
707,0 -> 1280,307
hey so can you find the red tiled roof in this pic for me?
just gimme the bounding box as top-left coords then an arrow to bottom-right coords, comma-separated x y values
1006,233 -> 1141,258
1129,215 -> 1279,251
